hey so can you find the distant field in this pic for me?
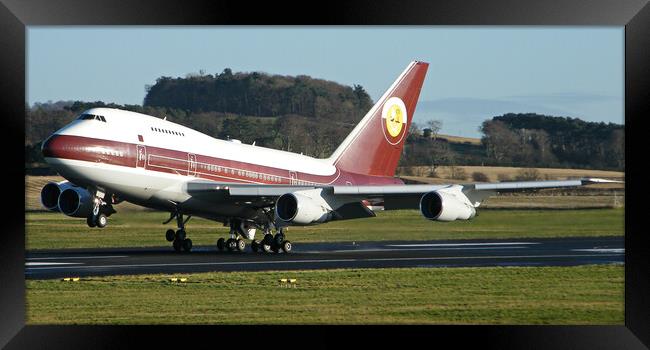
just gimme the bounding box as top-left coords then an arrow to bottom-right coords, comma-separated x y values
26,208 -> 624,250
401,166 -> 624,184
436,134 -> 482,145
26,264 -> 623,324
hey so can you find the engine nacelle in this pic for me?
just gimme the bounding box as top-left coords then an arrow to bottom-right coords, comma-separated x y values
40,181 -> 75,212
419,189 -> 476,222
275,189 -> 333,225
58,187 -> 96,218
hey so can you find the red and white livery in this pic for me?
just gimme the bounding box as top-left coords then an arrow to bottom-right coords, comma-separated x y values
40,61 -> 618,253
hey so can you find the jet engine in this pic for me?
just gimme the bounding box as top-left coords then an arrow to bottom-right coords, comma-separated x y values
419,189 -> 476,222
275,189 -> 333,225
58,186 -> 96,218
40,181 -> 75,212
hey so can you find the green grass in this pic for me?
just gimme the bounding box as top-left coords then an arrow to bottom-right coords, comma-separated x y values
26,208 -> 625,250
26,264 -> 623,324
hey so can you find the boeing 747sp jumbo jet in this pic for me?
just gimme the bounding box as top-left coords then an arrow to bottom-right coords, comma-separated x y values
40,61 -> 618,254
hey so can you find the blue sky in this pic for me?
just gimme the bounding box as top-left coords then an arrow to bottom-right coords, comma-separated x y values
27,27 -> 624,137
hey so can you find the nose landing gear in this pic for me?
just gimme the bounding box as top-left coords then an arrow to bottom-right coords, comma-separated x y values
86,195 -> 115,228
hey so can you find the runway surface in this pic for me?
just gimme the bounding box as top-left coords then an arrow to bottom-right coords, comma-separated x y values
25,236 -> 624,279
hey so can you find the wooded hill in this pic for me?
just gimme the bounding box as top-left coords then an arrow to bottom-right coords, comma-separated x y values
25,69 -> 624,173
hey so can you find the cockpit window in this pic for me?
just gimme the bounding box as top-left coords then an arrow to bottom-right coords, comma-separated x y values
78,113 -> 107,122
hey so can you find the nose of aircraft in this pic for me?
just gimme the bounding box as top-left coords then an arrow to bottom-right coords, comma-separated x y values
41,134 -> 64,159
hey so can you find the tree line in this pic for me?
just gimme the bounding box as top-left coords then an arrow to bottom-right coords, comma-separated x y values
480,113 -> 624,170
25,70 -> 624,173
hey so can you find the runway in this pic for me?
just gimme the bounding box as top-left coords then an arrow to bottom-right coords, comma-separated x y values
25,236 -> 624,279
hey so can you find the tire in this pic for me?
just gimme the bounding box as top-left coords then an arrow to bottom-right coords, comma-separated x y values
95,213 -> 108,228
217,238 -> 225,251
226,238 -> 236,251
273,233 -> 284,246
86,216 -> 96,228
176,229 -> 186,241
281,240 -> 292,253
236,239 -> 246,252
182,238 -> 193,252
251,240 -> 259,253
262,242 -> 272,253
263,233 -> 273,244
165,229 -> 176,242
173,239 -> 182,252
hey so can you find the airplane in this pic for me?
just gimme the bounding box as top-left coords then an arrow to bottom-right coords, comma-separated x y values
39,61 -> 619,254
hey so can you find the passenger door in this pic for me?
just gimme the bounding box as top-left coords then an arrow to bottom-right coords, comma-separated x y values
136,145 -> 146,169
188,153 -> 197,177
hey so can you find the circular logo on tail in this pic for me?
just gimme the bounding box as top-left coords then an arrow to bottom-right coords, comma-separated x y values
381,97 -> 408,144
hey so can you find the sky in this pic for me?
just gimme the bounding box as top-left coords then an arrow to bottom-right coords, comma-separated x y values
27,27 -> 624,137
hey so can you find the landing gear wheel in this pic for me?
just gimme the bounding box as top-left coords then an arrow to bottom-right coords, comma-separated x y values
263,233 -> 273,244
86,216 -> 96,228
182,238 -> 193,252
261,241 -> 273,253
217,238 -> 225,251
173,239 -> 182,253
251,240 -> 260,253
226,238 -> 236,252
236,239 -> 246,252
273,233 -> 284,247
176,229 -> 186,241
165,229 -> 176,242
281,240 -> 292,253
95,213 -> 108,228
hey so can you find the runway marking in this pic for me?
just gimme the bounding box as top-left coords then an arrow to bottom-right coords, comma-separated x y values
27,255 -> 129,260
25,262 -> 83,266
572,248 -> 625,253
24,253 -> 623,271
315,246 -> 529,253
386,242 -> 540,248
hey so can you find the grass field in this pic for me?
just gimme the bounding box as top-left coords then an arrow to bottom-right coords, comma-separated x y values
400,166 -> 624,184
26,208 -> 624,250
26,264 -> 623,324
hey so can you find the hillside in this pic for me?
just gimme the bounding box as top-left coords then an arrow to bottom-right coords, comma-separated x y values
26,72 -> 624,173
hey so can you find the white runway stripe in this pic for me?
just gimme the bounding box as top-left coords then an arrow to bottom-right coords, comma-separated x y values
26,262 -> 83,266
386,242 -> 539,248
317,246 -> 528,253
572,248 -> 625,253
27,255 -> 128,260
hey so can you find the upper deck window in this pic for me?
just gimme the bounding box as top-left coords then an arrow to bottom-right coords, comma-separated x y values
78,113 -> 106,122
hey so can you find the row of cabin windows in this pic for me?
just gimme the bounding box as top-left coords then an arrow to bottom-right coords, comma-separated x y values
78,114 -> 106,122
151,127 -> 184,136
197,162 -> 284,183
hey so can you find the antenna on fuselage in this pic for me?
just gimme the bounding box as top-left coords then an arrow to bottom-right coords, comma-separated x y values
163,116 -> 167,121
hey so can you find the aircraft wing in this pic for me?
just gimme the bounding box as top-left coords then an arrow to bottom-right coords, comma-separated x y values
185,177 -> 620,211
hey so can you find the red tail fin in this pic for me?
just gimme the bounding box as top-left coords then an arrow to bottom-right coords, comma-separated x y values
328,61 -> 428,177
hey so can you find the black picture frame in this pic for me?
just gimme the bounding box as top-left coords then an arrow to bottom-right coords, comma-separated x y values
3,0 -> 648,348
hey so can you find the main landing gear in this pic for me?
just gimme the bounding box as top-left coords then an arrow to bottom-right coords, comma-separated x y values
164,211 -> 193,253
216,221 -> 248,253
217,224 -> 292,254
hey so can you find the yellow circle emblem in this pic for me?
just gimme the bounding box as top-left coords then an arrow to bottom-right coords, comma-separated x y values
385,102 -> 405,137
